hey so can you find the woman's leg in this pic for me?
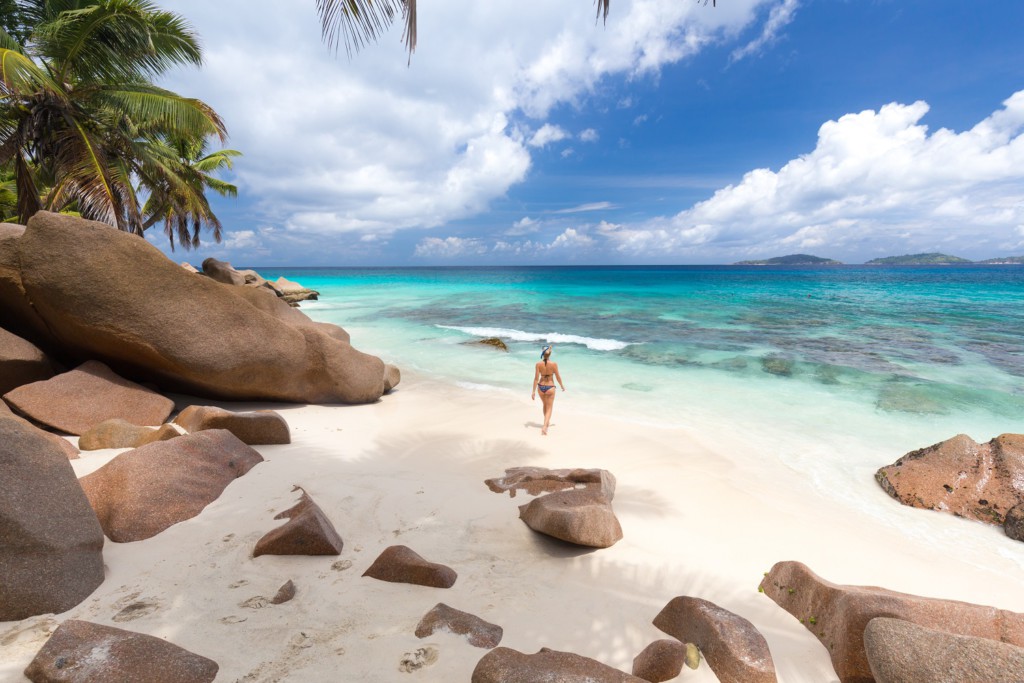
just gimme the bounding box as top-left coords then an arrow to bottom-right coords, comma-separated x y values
541,391 -> 555,434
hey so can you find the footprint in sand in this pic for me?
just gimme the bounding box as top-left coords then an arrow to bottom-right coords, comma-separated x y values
331,560 -> 353,572
229,579 -> 250,589
220,615 -> 248,624
399,646 -> 439,673
112,600 -> 161,622
240,595 -> 270,609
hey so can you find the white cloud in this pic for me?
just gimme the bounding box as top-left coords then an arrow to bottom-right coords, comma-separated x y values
551,228 -> 594,249
561,148 -> 575,158
553,201 -> 615,214
413,236 -> 488,258
529,123 -> 570,148
580,128 -> 599,142
731,0 -> 799,62
605,90 -> 1024,260
160,0 -> 778,250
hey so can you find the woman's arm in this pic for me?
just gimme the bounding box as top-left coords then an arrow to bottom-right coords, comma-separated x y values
531,364 -> 540,399
554,365 -> 565,391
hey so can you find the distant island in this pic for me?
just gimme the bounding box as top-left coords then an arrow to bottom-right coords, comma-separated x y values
865,253 -> 972,265
976,256 -> 1024,264
734,253 -> 843,266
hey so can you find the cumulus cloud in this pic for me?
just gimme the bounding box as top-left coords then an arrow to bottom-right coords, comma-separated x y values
605,90 -> 1024,260
159,0 -> 778,256
413,236 -> 488,258
580,128 -> 599,142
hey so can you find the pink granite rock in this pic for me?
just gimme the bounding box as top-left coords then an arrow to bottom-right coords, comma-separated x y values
0,416 -> 104,620
631,639 -> 687,682
0,399 -> 79,459
653,596 -> 776,683
415,603 -> 503,649
759,561 -> 1024,683
79,429 -> 263,542
486,466 -> 616,499
518,489 -> 622,548
24,620 -> 217,683
4,360 -> 174,435
363,545 -> 457,588
864,617 -> 1024,683
173,405 -> 290,445
78,419 -> 180,450
271,580 -> 297,605
253,489 -> 343,557
472,647 -> 644,682
0,326 -> 55,395
875,433 -> 1024,526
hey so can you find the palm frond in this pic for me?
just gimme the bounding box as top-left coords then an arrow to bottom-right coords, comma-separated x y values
317,0 -> 408,57
14,150 -> 40,223
91,84 -> 227,141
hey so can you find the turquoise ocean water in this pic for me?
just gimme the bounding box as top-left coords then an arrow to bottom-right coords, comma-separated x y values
258,265 -> 1024,508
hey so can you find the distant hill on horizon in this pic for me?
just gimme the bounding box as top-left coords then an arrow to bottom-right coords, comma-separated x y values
733,253 -> 843,266
976,255 -> 1024,264
865,252 -> 972,265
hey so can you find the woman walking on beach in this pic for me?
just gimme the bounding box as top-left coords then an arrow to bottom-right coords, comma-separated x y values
532,345 -> 565,435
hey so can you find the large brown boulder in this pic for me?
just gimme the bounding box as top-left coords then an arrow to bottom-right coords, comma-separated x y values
652,596 -> 776,683
1007,503 -> 1024,541
472,647 -> 644,682
518,489 -> 622,548
759,561 -> 1024,683
24,619 -> 218,683
864,617 -> 1024,683
875,433 -> 1024,526
3,360 -> 174,435
80,429 -> 263,542
362,545 -> 457,588
631,640 -> 688,683
173,405 -> 290,445
0,399 -> 80,459
0,326 -> 56,394
0,415 -> 104,621
201,256 -> 246,285
3,212 -> 389,403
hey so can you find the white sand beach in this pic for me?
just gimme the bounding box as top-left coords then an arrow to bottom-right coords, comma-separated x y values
2,371 -> 1023,682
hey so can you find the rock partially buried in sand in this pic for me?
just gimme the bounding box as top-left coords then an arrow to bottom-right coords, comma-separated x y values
173,405 -> 290,445
0,326 -> 56,395
80,429 -> 264,542
875,433 -> 1024,526
271,580 -> 297,605
253,489 -> 343,557
0,416 -> 104,621
864,617 -> 1024,683
472,647 -> 645,682
78,419 -> 180,450
518,489 -> 623,548
415,603 -> 503,649
24,619 -> 218,683
486,466 -> 616,499
3,360 -> 174,435
759,560 -> 1024,683
363,545 -> 457,588
384,363 -> 401,393
6,212 -> 389,404
631,639 -> 688,682
652,596 -> 776,683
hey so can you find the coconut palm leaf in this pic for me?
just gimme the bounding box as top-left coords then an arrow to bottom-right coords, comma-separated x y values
91,84 -> 227,141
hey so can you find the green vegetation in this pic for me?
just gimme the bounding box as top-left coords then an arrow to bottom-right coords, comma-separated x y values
865,253 -> 971,265
317,0 -> 714,58
977,256 -> 1024,264
0,0 -> 238,248
734,254 -> 843,266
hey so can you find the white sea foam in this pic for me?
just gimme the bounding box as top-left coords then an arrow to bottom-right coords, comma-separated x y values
436,325 -> 632,351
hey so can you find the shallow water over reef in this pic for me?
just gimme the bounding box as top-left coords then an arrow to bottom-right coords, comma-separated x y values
258,265 -> 1024,483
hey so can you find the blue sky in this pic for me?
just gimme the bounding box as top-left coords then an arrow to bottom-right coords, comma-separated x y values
151,0 -> 1024,266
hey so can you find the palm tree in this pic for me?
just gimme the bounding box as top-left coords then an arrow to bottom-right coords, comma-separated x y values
0,0 -> 235,247
316,0 -> 715,58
